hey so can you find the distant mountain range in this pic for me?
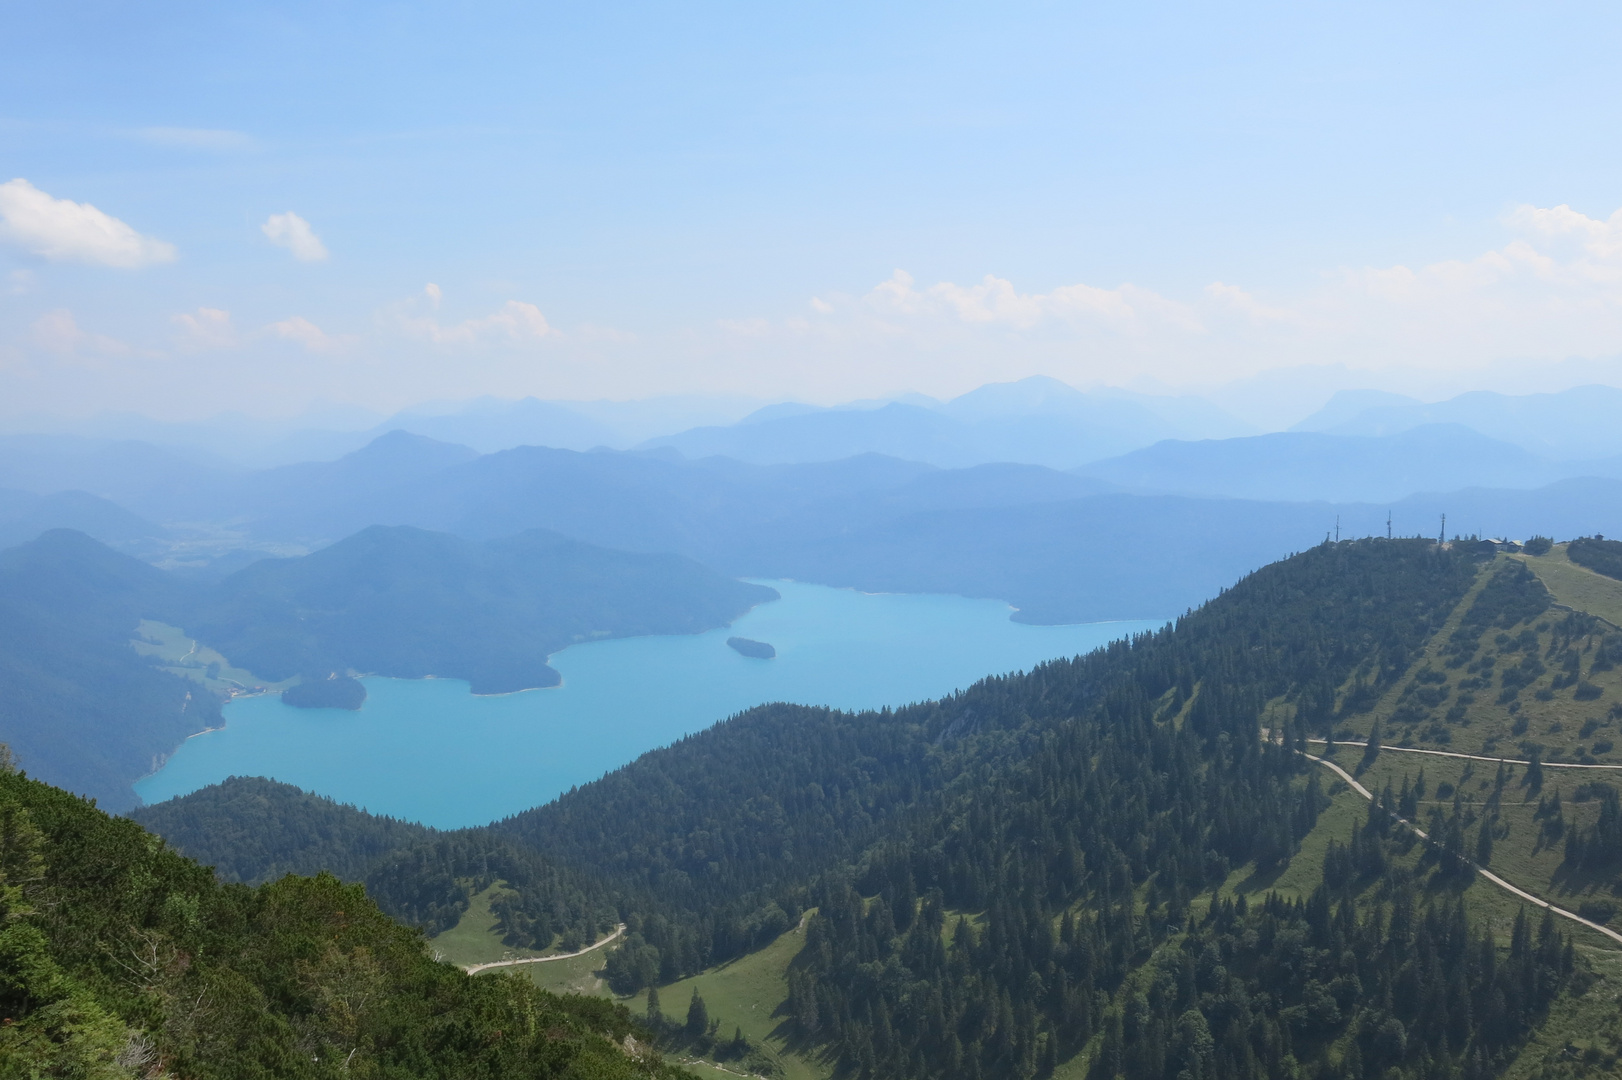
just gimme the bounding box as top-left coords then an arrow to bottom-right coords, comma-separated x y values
1075,423 -> 1622,503
1293,383 -> 1622,460
0,486 -> 167,553
7,421 -> 1622,621
8,380 -> 1622,529
12,378 -> 1622,479
0,377 -> 1251,468
636,376 -> 1252,469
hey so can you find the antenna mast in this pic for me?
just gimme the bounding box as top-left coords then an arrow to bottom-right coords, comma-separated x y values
1387,511 -> 1392,540
1439,514 -> 1446,546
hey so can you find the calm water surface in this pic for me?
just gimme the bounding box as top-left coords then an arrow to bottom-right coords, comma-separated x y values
136,581 -> 1160,827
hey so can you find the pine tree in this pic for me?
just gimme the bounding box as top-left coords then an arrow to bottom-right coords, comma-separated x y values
1359,721 -> 1383,774
687,988 -> 709,1035
1524,751 -> 1545,794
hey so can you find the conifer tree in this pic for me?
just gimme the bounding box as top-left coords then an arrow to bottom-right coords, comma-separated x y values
687,988 -> 709,1035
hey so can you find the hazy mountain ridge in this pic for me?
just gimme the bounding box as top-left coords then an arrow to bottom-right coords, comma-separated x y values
1294,384 -> 1622,460
8,381 -> 1622,563
1075,423 -> 1621,503
126,432 -> 1622,626
0,433 -> 242,512
0,486 -> 168,553
9,426 -> 1622,631
637,376 -> 1254,469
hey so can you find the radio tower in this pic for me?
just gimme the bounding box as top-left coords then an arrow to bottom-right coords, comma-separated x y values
1387,511 -> 1392,540
1439,514 -> 1446,546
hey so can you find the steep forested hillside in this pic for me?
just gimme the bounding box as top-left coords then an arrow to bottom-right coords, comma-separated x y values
0,530 -> 213,812
132,776 -> 620,943
0,756 -> 684,1079
134,537 -> 1620,1079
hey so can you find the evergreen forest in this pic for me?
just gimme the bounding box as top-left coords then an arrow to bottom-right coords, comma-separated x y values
0,751 -> 686,1079
130,537 -> 1622,1080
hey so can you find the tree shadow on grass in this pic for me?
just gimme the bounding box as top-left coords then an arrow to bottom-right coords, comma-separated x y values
1232,858 -> 1291,896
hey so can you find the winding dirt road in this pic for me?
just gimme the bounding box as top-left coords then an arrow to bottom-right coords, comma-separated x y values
463,923 -> 626,975
1303,751 -> 1622,948
1308,737 -> 1622,771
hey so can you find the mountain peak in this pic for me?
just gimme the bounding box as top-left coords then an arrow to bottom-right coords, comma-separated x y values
348,429 -> 479,464
941,375 -> 1090,419
1291,389 -> 1424,432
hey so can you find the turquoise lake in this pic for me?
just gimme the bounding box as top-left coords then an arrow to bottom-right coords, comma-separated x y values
135,581 -> 1161,828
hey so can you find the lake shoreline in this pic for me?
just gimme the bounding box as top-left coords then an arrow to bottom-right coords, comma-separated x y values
137,581 -> 1161,828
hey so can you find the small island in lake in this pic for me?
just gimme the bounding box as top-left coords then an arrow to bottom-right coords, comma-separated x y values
726,636 -> 776,659
282,673 -> 368,710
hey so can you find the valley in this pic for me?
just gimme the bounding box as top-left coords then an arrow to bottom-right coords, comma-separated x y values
117,537 -> 1622,1080
506,538 -> 1622,1077
12,9 -> 1622,1076
11,389 -> 1622,1078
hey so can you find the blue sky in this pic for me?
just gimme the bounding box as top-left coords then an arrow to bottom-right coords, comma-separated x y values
4,1 -> 1622,420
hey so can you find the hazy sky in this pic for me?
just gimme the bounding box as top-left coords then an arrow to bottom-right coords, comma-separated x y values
4,1 -> 1622,419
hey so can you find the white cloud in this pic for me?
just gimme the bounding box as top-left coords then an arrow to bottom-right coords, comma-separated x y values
13,199 -> 1622,413
0,179 -> 177,267
858,269 -> 1200,334
755,202 -> 1622,389
7,269 -> 33,295
261,212 -> 329,262
31,309 -> 130,358
1204,281 -> 1288,323
397,295 -> 556,344
268,315 -> 338,351
172,307 -> 237,349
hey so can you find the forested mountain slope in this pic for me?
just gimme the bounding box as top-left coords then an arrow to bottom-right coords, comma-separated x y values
132,775 -> 620,943
133,537 -> 1622,1079
0,757 -> 685,1079
189,525 -> 776,692
0,530 -> 213,813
